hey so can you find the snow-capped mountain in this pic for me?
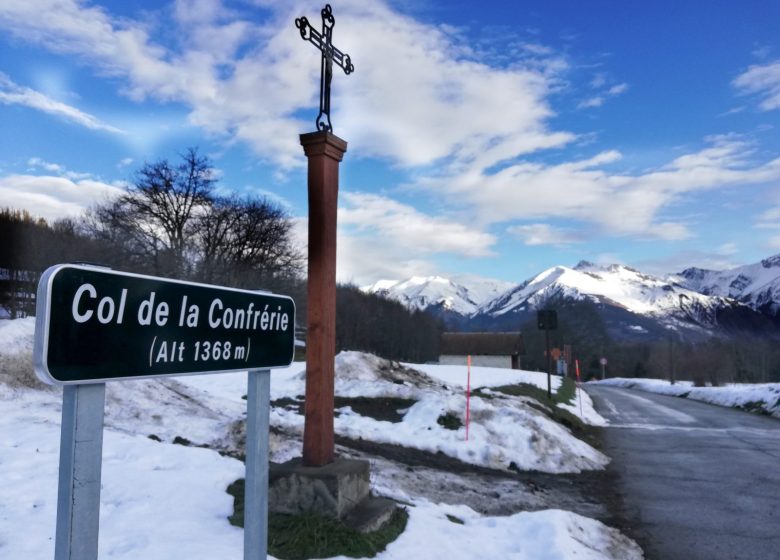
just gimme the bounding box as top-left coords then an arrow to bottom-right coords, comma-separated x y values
364,259 -> 780,340
362,275 -> 514,316
472,261 -> 758,338
676,254 -> 780,317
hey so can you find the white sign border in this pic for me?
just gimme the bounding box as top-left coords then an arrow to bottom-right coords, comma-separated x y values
33,263 -> 297,386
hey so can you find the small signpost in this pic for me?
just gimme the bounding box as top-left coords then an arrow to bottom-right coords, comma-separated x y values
537,309 -> 557,399
600,356 -> 608,380
34,264 -> 295,560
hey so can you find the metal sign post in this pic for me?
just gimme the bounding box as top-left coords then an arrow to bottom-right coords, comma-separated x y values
537,309 -> 557,400
244,368 -> 271,560
34,264 -> 295,560
55,384 -> 105,560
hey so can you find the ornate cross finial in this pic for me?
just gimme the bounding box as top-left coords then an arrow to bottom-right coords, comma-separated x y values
295,4 -> 354,133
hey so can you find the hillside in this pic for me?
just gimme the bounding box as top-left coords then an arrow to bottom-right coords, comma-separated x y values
676,254 -> 780,317
362,276 -> 513,317
0,317 -> 643,559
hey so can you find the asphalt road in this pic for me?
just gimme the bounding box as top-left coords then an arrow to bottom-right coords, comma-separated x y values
585,385 -> 780,560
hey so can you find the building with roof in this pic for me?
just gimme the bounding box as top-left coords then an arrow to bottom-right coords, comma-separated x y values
439,332 -> 525,369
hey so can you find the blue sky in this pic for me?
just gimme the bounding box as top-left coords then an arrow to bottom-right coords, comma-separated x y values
1,0 -> 779,286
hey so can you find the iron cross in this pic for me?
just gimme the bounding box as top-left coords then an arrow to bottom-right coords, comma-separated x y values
295,4 -> 354,133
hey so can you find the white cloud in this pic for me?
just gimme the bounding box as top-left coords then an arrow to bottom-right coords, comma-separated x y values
27,157 -> 62,173
756,205 -> 780,229
0,73 -> 122,133
769,235 -> 780,250
733,59 -> 780,111
0,0 -> 571,170
607,83 -> 628,96
0,174 -> 123,221
636,250 -> 741,276
717,242 -> 738,256
418,136 -> 780,240
292,214 -> 440,285
339,192 -> 496,257
337,234 -> 440,285
578,81 -> 627,110
578,96 -> 604,109
589,74 -> 607,89
507,223 -> 580,246
27,157 -> 93,181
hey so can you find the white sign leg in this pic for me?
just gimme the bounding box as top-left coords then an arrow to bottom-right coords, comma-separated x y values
244,369 -> 270,560
55,383 -> 106,560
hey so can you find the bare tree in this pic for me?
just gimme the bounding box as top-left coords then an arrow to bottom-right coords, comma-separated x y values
85,148 -> 302,288
196,195 -> 303,288
88,148 -> 215,277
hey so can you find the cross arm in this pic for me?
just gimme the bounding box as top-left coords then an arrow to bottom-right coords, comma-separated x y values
294,17 -> 354,75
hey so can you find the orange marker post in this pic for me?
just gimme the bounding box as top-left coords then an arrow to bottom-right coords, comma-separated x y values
466,355 -> 471,441
575,359 -> 583,418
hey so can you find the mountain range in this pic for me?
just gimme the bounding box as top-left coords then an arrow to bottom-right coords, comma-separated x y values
362,255 -> 780,341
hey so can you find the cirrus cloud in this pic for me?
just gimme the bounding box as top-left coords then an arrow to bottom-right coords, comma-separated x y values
0,73 -> 122,133
733,59 -> 780,111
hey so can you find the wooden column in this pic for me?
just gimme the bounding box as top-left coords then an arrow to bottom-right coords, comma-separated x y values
300,131 -> 347,467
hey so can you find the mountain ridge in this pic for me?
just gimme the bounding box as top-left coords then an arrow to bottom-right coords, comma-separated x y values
364,255 -> 780,340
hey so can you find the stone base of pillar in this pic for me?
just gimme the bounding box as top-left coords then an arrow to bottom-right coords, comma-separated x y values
268,457 -> 397,533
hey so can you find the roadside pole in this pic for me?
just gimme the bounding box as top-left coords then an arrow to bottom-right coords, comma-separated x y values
466,355 -> 471,441
545,328 -> 552,399
55,384 -> 105,560
244,369 -> 271,560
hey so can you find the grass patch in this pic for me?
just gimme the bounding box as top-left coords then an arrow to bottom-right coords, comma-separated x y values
226,479 -> 407,559
739,400 -> 770,415
490,382 -> 553,404
437,412 -> 462,430
487,380 -> 600,448
445,514 -> 464,525
555,377 -> 576,406
490,377 -> 575,406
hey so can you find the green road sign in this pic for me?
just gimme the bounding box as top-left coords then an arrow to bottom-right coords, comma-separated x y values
34,264 -> 296,385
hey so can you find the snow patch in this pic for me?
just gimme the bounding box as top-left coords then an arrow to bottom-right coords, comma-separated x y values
0,318 -> 639,559
596,377 -> 780,418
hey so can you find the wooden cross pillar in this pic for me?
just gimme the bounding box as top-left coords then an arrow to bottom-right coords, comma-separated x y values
300,131 -> 347,467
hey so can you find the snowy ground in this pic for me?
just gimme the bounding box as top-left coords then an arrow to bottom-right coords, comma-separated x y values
0,317 -> 640,560
595,377 -> 780,418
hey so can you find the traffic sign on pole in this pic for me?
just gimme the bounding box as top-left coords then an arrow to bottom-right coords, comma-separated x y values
34,264 -> 295,384
34,264 -> 291,560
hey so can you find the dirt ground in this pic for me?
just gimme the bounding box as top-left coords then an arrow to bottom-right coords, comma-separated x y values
333,429 -> 629,528
229,391 -> 641,548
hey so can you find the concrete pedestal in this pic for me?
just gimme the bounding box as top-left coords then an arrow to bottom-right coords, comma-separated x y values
269,457 -> 369,518
268,457 -> 397,533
